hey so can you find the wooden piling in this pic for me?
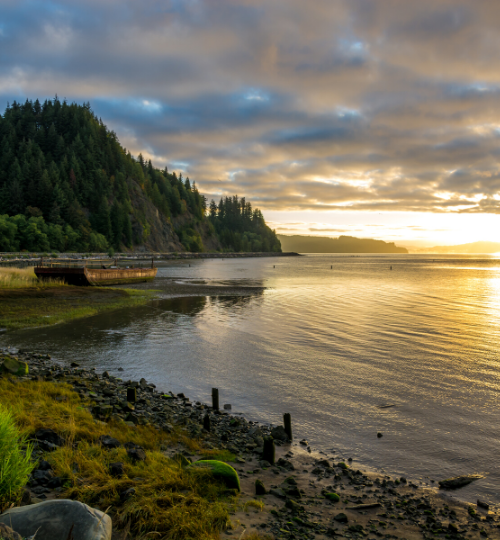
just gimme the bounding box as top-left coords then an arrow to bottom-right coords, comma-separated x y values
127,387 -> 136,403
283,412 -> 292,441
203,414 -> 211,432
263,436 -> 275,465
212,388 -> 219,410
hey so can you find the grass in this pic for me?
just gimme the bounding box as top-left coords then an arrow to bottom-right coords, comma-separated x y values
0,283 -> 156,331
0,377 -> 236,539
0,404 -> 34,505
0,267 -> 67,289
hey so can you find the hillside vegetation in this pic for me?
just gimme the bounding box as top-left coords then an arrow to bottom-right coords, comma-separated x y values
0,98 -> 280,253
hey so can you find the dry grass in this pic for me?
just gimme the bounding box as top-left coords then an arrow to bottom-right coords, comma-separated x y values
0,267 -> 67,289
0,378 -> 237,539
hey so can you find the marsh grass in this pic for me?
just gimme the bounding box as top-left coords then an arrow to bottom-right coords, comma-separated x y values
0,378 -> 238,539
0,267 -> 66,289
0,286 -> 156,330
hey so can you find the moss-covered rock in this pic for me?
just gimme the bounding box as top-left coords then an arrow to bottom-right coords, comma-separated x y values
191,460 -> 240,491
1,357 -> 28,376
325,492 -> 340,502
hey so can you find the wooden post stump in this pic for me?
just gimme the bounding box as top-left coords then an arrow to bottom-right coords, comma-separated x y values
127,387 -> 136,403
212,388 -> 219,410
284,412 -> 292,441
203,414 -> 211,432
263,436 -> 275,465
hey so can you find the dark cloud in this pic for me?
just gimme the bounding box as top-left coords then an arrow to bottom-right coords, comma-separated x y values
1,0 -> 500,215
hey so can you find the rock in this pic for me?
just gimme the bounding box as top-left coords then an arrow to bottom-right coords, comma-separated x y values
120,487 -> 135,500
99,435 -> 121,449
299,439 -> 308,446
285,498 -> 304,513
276,458 -> 295,471
348,525 -> 364,533
127,447 -> 146,462
33,428 -> 64,448
37,460 -> 52,471
377,432 -> 383,438
191,460 -> 241,491
109,462 -> 125,477
255,479 -> 266,495
0,499 -> 111,540
270,425 -> 289,442
102,371 -> 110,379
70,362 -> 80,367
439,475 -> 483,490
46,477 -> 63,489
248,426 -> 263,439
223,404 -> 232,410
258,460 -> 272,469
117,367 -> 124,371
269,488 -> 286,499
333,512 -> 348,523
139,378 -> 147,389
0,523 -> 22,540
448,523 -> 459,533
1,357 -> 28,376
325,492 -> 340,503
477,500 -> 489,510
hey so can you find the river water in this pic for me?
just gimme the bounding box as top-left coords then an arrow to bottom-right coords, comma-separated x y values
2,254 -> 500,505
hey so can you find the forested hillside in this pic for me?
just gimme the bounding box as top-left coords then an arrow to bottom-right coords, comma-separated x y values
0,98 -> 281,253
208,196 -> 281,253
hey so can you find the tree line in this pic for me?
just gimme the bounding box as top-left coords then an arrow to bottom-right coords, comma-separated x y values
0,98 -> 280,253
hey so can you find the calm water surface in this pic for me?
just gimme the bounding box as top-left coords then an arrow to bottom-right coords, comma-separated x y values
2,254 -> 500,504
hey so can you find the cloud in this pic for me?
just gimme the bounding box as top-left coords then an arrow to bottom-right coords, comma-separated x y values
2,0 -> 500,216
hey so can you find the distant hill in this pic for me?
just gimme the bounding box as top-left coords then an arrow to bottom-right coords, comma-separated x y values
278,235 -> 408,254
411,241 -> 500,254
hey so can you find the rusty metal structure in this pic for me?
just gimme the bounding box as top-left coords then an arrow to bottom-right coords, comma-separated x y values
34,258 -> 157,286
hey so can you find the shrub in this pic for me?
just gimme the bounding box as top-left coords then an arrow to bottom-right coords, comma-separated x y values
0,405 -> 34,503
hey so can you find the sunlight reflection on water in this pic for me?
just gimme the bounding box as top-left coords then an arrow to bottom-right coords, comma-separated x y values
2,254 -> 500,504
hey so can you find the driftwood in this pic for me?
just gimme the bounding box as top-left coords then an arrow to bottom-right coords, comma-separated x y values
439,474 -> 483,490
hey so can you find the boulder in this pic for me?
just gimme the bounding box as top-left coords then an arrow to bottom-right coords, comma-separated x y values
191,460 -> 241,491
0,499 -> 111,540
1,357 -> 28,376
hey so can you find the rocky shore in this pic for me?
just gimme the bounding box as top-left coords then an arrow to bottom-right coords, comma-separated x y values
0,347 -> 499,540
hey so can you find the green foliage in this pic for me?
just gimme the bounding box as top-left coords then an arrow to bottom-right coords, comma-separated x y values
0,98 -> 277,254
0,98 -> 206,251
0,404 -> 34,503
208,195 -> 281,252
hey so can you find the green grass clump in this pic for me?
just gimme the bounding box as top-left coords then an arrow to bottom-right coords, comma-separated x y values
191,460 -> 241,491
0,404 -> 34,505
0,267 -> 66,289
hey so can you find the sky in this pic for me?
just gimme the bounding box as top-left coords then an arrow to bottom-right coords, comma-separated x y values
2,0 -> 500,247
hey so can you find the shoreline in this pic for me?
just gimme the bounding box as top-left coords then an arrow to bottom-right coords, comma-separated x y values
0,348 -> 498,539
